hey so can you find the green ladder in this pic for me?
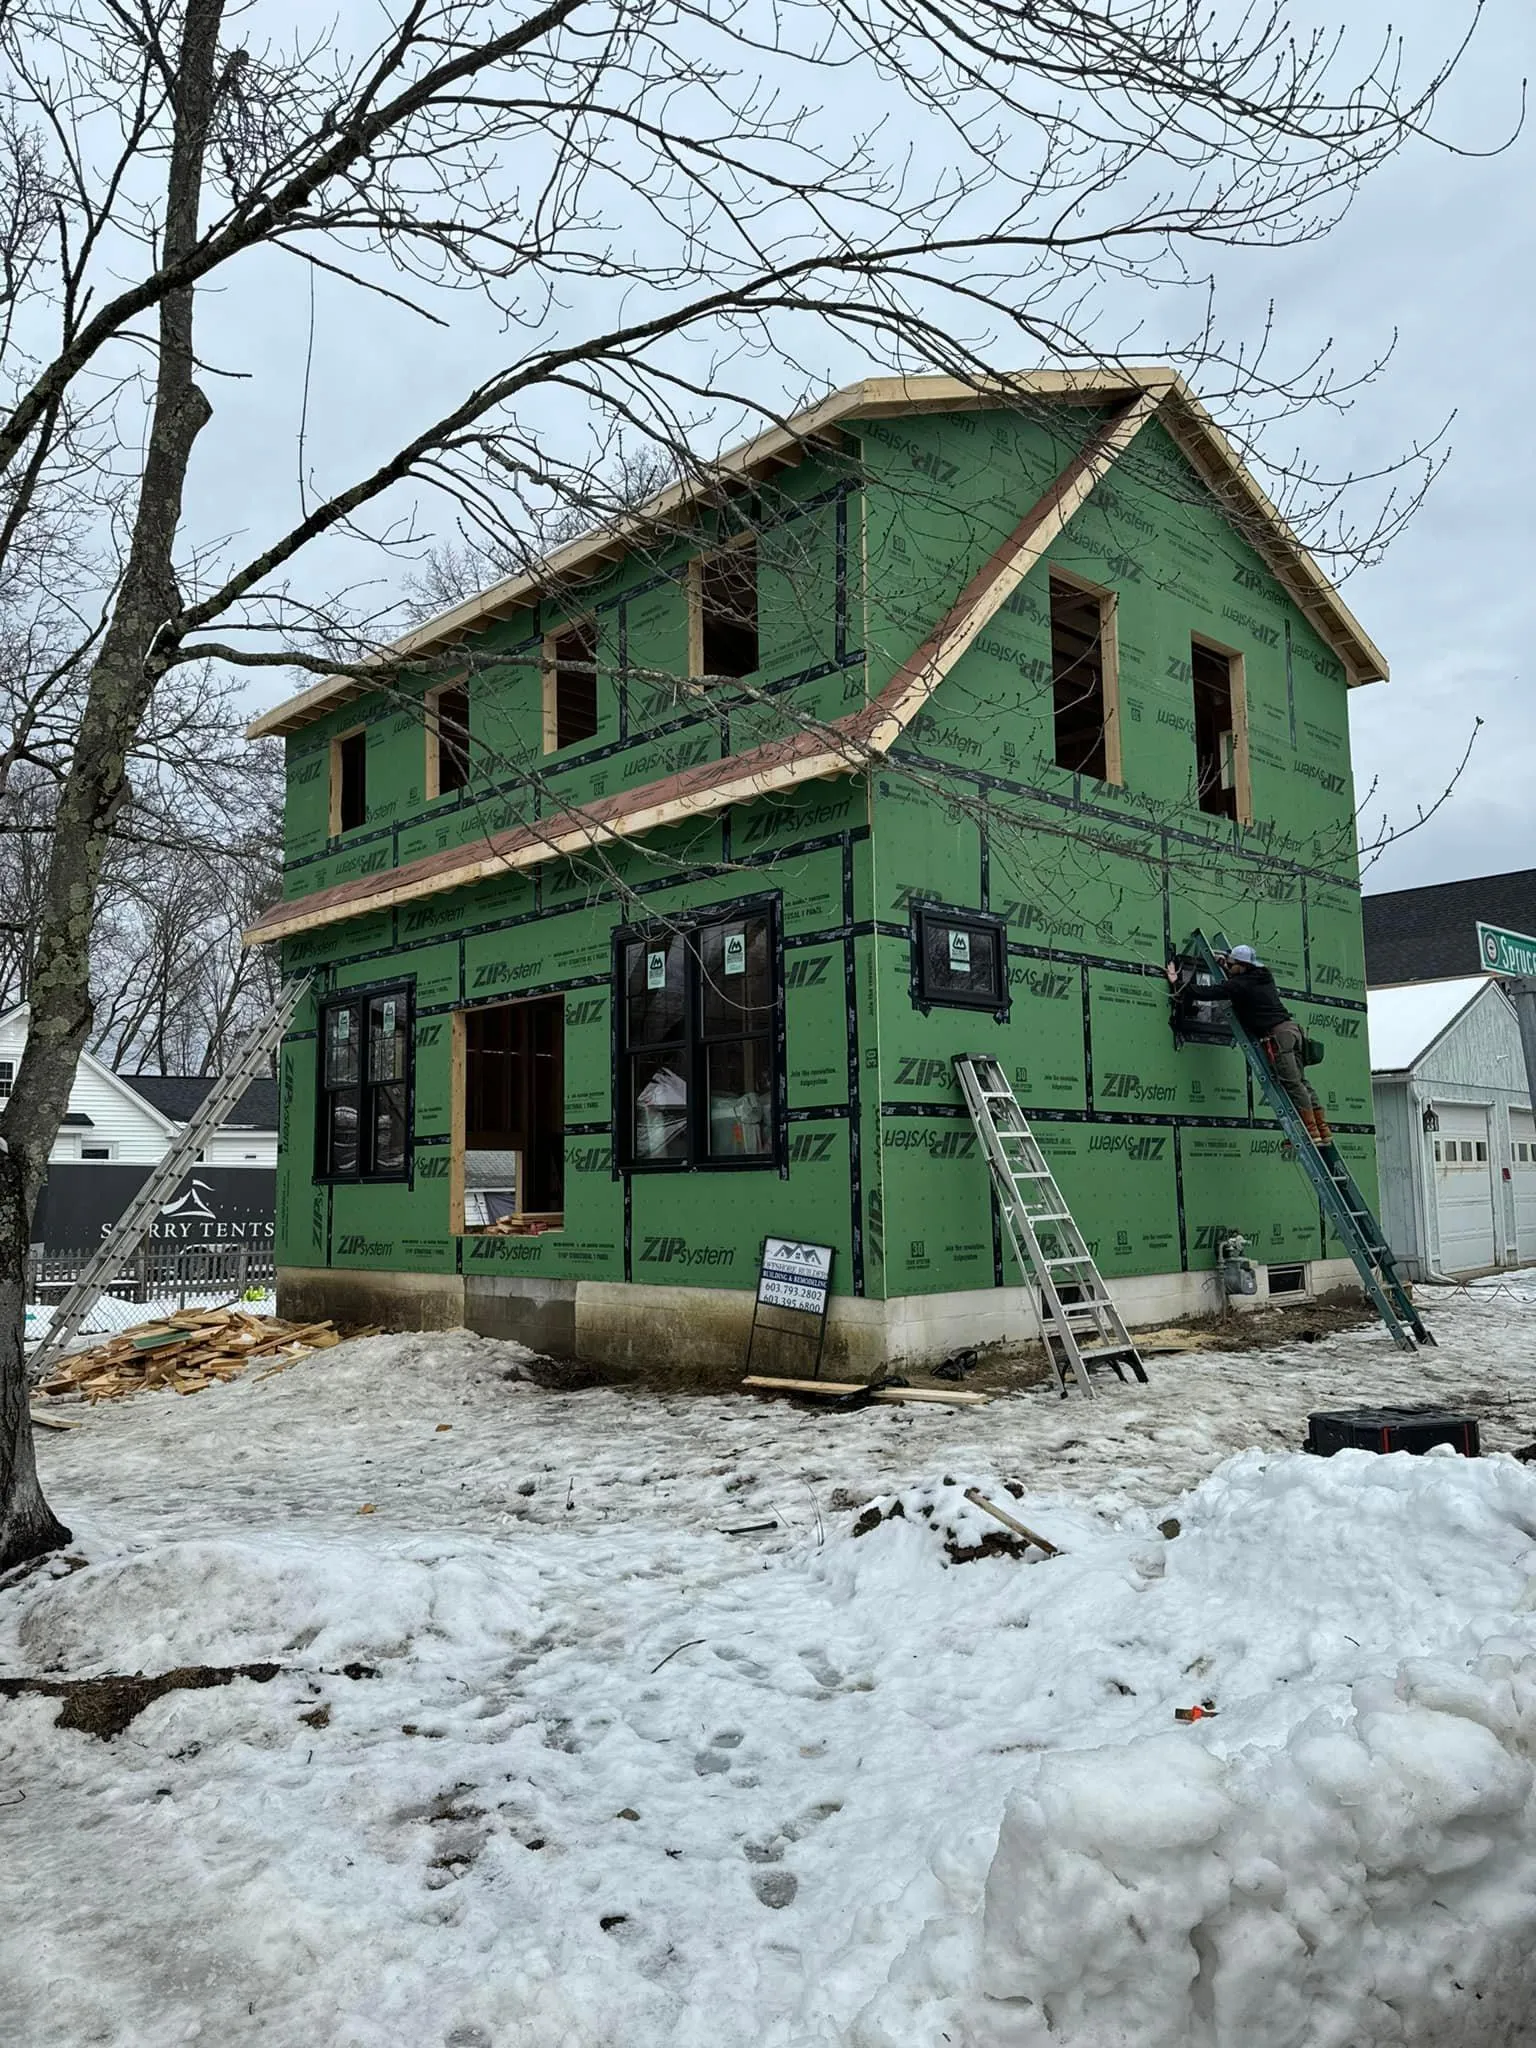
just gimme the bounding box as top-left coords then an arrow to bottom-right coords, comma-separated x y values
1178,932 -> 1432,1353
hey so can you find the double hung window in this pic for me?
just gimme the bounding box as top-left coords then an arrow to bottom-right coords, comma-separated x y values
317,985 -> 412,1181
617,902 -> 780,1168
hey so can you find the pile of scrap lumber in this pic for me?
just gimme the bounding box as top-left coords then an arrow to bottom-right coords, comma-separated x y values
35,1309 -> 353,1403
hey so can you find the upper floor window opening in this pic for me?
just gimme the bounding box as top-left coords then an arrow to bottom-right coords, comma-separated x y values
543,619 -> 599,752
1191,638 -> 1250,823
1049,573 -> 1119,782
691,539 -> 759,681
330,727 -> 368,834
426,679 -> 471,797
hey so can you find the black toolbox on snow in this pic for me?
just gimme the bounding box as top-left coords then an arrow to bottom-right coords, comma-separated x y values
1304,1406 -> 1480,1458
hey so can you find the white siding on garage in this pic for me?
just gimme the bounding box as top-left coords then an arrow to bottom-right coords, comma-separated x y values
1511,1108 -> 1536,1263
1430,1102 -> 1497,1274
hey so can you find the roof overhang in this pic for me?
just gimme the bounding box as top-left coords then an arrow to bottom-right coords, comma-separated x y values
244,367 -> 1385,744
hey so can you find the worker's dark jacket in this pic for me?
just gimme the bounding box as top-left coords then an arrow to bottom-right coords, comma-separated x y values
1201,966 -> 1290,1036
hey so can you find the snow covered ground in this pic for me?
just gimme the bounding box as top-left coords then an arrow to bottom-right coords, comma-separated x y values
7,1279 -> 1536,2046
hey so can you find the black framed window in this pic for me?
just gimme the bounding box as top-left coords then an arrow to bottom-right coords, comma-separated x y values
317,984 -> 412,1181
617,900 -> 781,1169
911,903 -> 1009,1019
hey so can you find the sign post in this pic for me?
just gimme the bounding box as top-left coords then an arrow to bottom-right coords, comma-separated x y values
1476,923 -> 1536,1130
745,1237 -> 835,1379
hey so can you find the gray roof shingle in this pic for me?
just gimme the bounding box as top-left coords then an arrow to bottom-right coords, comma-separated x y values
120,1075 -> 278,1130
1363,869 -> 1536,986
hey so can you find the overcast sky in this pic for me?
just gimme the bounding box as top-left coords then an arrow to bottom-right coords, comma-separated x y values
198,0 -> 1532,901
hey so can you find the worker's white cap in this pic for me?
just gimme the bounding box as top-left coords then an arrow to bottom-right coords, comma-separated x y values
1229,944 -> 1260,965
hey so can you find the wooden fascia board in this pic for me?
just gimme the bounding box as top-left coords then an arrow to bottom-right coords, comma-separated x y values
245,746 -> 863,945
1156,390 -> 1388,685
862,388 -> 1161,751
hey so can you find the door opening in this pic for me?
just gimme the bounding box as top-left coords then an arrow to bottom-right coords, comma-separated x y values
461,995 -> 565,1230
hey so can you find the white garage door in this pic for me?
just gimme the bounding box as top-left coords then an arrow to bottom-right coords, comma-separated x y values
1511,1108 -> 1536,1264
1431,1104 -> 1496,1275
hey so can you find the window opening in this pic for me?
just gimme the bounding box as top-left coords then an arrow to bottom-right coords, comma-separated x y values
334,729 -> 367,833
617,904 -> 779,1170
1476,1141 -> 1488,1162
462,996 -> 565,1227
696,543 -> 759,680
316,985 -> 410,1181
0,1059 -> 11,1102
1191,642 -> 1240,820
546,620 -> 598,751
912,904 -> 1010,1018
80,1144 -> 112,1161
1049,576 -> 1110,779
430,681 -> 471,796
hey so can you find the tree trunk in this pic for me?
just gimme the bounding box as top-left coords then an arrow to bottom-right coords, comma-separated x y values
0,0 -> 225,1572
0,1149 -> 70,1569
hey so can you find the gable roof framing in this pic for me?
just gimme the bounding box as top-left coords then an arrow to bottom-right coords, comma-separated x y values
246,367 -> 1386,748
246,388 -> 1165,946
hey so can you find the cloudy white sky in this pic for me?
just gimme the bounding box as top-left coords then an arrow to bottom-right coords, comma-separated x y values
186,0 -> 1532,899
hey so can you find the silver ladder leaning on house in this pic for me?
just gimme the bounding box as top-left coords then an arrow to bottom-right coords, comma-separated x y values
28,974 -> 313,1377
954,1054 -> 1149,1398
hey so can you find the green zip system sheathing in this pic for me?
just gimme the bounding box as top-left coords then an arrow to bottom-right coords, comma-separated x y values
266,393 -> 1376,1362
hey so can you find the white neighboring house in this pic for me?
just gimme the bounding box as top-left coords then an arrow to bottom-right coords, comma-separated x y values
0,1005 -> 277,1166
1368,976 -> 1536,1280
0,1005 -> 277,1255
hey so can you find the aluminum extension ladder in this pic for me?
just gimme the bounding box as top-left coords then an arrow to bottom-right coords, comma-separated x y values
1181,932 -> 1432,1353
28,975 -> 312,1375
954,1054 -> 1149,1397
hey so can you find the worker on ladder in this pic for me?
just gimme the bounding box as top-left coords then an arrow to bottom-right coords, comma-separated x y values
1165,945 -> 1334,1149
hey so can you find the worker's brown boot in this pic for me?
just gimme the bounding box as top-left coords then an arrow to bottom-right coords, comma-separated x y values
1314,1110 -> 1335,1146
1297,1108 -> 1324,1145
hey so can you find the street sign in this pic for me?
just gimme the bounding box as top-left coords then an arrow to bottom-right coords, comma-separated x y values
1476,921 -> 1536,979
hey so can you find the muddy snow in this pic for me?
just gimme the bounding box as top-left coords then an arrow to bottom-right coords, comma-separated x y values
6,1278 -> 1536,2046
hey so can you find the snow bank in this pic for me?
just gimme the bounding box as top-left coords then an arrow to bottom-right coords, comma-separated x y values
13,1299 -> 1536,2048
846,1448 -> 1536,2048
973,1665 -> 1536,2048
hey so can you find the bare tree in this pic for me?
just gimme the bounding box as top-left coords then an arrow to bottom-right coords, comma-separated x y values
0,0 -> 1502,1567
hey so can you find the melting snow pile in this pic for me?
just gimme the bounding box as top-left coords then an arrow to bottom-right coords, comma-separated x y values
847,1450 -> 1536,2048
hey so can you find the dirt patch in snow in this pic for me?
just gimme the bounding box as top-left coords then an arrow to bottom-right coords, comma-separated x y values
0,1661 -> 282,1739
0,1657 -> 382,1739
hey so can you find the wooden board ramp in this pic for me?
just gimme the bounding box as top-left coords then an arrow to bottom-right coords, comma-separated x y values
742,1375 -> 992,1408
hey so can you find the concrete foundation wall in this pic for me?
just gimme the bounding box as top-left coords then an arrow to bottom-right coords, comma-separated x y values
279,1256 -> 1363,1371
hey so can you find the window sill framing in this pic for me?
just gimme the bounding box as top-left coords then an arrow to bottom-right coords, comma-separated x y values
1047,560 -> 1123,788
688,527 -> 759,685
542,614 -> 600,756
1190,629 -> 1252,827
423,676 -> 470,801
328,721 -> 369,838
